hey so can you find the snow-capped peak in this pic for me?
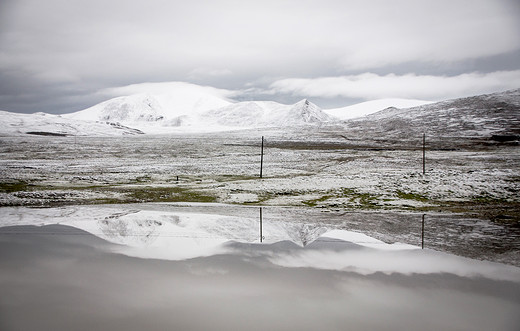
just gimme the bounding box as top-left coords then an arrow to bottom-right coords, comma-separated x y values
287,99 -> 333,124
68,94 -> 165,123
65,83 -> 233,124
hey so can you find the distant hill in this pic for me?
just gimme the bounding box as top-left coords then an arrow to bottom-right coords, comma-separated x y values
0,111 -> 143,136
65,82 -> 232,127
204,99 -> 334,128
1,84 -> 518,138
341,89 -> 520,145
324,98 -> 433,120
64,83 -> 337,132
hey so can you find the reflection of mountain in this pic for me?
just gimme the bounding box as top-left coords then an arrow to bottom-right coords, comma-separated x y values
94,209 -> 328,248
0,205 -> 417,261
99,217 -> 165,246
288,223 -> 329,246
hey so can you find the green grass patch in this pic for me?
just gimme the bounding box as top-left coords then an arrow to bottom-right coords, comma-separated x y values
213,175 -> 259,182
471,194 -> 509,204
302,195 -> 333,207
395,190 -> 429,202
255,190 -> 305,204
135,175 -> 152,182
122,186 -> 217,203
340,188 -> 381,209
0,180 -> 30,193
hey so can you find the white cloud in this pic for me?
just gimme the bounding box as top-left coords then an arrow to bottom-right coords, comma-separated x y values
99,81 -> 238,100
268,71 -> 520,101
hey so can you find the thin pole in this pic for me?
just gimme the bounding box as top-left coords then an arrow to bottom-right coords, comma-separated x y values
421,214 -> 425,249
260,207 -> 263,243
422,133 -> 426,175
260,136 -> 264,178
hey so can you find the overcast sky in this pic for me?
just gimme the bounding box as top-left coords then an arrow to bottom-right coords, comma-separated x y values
1,0 -> 519,114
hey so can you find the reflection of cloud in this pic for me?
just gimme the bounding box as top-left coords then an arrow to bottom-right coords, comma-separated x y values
269,248 -> 520,282
2,205 -> 520,283
268,71 -> 520,101
1,223 -> 519,331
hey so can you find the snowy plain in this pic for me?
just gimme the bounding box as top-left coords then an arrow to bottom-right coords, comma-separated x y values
1,87 -> 519,330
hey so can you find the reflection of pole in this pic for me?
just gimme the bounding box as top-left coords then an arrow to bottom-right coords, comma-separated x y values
260,136 -> 264,178
422,133 -> 426,175
260,207 -> 263,243
421,214 -> 425,249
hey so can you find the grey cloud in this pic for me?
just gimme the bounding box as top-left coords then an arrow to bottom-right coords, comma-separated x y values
0,0 -> 519,113
268,71 -> 520,101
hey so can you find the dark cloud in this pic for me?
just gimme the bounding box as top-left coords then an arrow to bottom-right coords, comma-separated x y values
1,0 -> 519,113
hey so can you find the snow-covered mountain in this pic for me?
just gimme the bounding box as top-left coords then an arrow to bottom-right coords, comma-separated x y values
1,94 -> 336,136
2,83 -> 518,136
284,99 -> 334,125
67,94 -> 166,123
65,85 -> 336,132
324,98 -> 433,120
343,88 -> 520,140
203,101 -> 288,127
66,83 -> 232,124
0,110 -> 143,136
204,99 -> 335,128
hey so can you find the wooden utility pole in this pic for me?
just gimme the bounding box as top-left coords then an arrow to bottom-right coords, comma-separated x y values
260,136 -> 264,178
422,133 -> 426,175
421,214 -> 425,249
259,207 -> 263,243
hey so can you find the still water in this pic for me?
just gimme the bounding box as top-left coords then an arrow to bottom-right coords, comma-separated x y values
0,204 -> 519,331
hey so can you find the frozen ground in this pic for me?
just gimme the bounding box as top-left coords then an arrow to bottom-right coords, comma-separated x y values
0,129 -> 518,265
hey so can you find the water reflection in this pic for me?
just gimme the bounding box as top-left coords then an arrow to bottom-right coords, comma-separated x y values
1,204 -> 518,281
1,205 -> 520,331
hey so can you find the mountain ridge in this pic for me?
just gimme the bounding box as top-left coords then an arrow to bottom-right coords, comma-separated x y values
353,88 -> 520,137
0,87 -> 518,137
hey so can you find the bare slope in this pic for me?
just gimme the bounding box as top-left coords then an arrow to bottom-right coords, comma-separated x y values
342,89 -> 520,141
325,98 -> 433,120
